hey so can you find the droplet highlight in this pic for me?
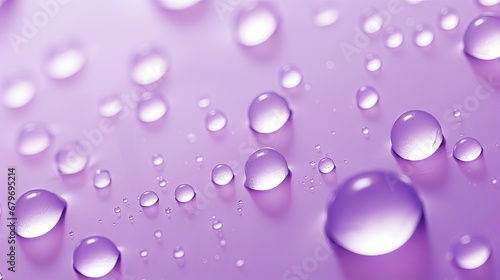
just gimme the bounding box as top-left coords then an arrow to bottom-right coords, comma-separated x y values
73,236 -> 120,278
17,122 -> 52,156
211,164 -> 234,186
205,110 -> 228,132
279,64 -> 303,89
236,3 -> 279,47
136,92 -> 168,123
2,78 -> 36,109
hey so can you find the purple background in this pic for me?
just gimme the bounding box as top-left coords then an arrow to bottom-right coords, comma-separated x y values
1,0 -> 500,279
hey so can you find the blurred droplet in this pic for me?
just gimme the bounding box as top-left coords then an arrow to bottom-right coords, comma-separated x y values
136,92 -> 168,123
384,26 -> 404,48
2,78 -> 36,109
175,184 -> 196,203
364,53 -> 382,72
279,64 -> 303,89
131,48 -> 168,85
439,8 -> 459,31
17,122 -> 52,156
414,24 -> 434,47
99,95 -> 123,118
46,45 -> 85,79
452,235 -> 491,269
248,92 -> 291,134
236,2 -> 279,46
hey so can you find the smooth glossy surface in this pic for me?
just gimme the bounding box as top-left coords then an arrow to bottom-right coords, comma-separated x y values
244,148 -> 289,191
73,236 -> 120,278
248,92 -> 291,134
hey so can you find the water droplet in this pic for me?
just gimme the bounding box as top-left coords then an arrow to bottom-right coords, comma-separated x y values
16,189 -> 66,238
136,92 -> 168,123
0,272 -> 3,280
2,78 -> 36,109
356,86 -> 379,109
173,246 -> 185,259
175,184 -> 196,203
186,133 -> 197,143
248,92 -> 291,134
463,15 -> 500,60
93,169 -> 111,189
414,24 -> 434,47
139,191 -> 159,207
309,161 -> 316,168
46,45 -> 85,79
313,3 -> 339,27
384,26 -> 404,48
361,8 -> 384,34
453,109 -> 461,118
453,137 -> 483,162
361,127 -> 370,135
165,207 -> 172,214
325,171 -> 423,256
236,2 -> 279,47
477,0 -> 500,6
152,153 -> 164,166
73,236 -> 120,278
131,48 -> 168,85
391,110 -> 444,161
211,164 -> 234,186
17,122 -> 52,156
123,198 -> 128,203
364,53 -> 382,72
244,148 -> 289,191
205,110 -> 228,132
157,0 -> 200,10
197,96 -> 211,108
114,207 -> 121,214
318,157 -> 336,174
439,8 -> 459,31
220,239 -> 227,247
55,141 -> 90,175
452,235 -> 491,269
159,178 -> 168,187
279,64 -> 303,89
154,230 -> 162,239
315,144 -> 321,151
195,155 -> 204,164
99,95 -> 123,118
212,219 -> 223,230
236,259 -> 245,267
129,215 -> 134,221
140,250 -> 148,258
491,177 -> 498,184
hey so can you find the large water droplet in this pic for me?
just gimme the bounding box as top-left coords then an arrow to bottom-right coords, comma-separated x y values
17,122 -> 52,156
236,3 -> 279,47
211,164 -> 234,186
384,26 -> 404,48
157,0 -> 200,10
312,3 -> 339,27
439,8 -> 460,31
136,92 -> 168,123
452,235 -> 491,269
205,110 -> 227,132
46,46 -> 85,79
131,48 -> 168,85
325,171 -> 423,256
93,169 -> 111,189
73,236 -> 120,278
279,64 -> 303,89
2,78 -> 36,109
55,141 -> 90,175
477,0 -> 500,6
391,110 -> 444,161
453,137 -> 483,162
175,184 -> 195,203
414,24 -> 434,47
463,15 -> 500,60
17,189 -> 66,238
356,85 -> 379,109
99,95 -> 123,118
318,157 -> 335,174
361,8 -> 384,34
139,191 -> 159,207
248,92 -> 291,134
244,148 -> 289,191
364,53 -> 382,72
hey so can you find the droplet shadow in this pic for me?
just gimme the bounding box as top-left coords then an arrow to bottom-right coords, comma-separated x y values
455,153 -> 487,179
251,119 -> 294,152
247,173 -> 292,216
18,217 -> 66,264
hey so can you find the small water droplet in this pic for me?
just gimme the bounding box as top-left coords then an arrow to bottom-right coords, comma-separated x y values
140,249 -> 148,258
158,178 -> 168,187
309,161 -> 316,168
318,157 -> 335,174
17,122 -> 52,156
453,109 -> 461,118
139,191 -> 159,207
452,235 -> 491,269
123,198 -> 128,203
248,92 -> 291,134
356,86 -> 379,109
175,184 -> 196,203
46,45 -> 85,79
313,3 -> 339,27
211,164 -> 234,186
491,177 -> 497,184
463,15 -> 500,60
154,230 -> 163,239
453,137 -> 483,162
69,231 -> 74,237
93,169 -> 112,189
152,153 -> 164,166
220,239 -> 227,247
73,236 -> 120,278
173,246 -> 185,259
361,8 -> 384,34
165,207 -> 172,215
244,148 -> 289,191
236,259 -> 245,267
195,155 -> 204,164
477,0 -> 500,6
2,78 -> 36,109
99,95 -> 123,118
114,207 -> 121,214
55,141 -> 89,175
384,26 -> 404,48
439,8 -> 459,31
414,24 -> 434,47
136,92 -> 168,123
131,47 -> 168,85
205,110 -> 228,132
361,127 -> 370,136
279,64 -> 303,89
236,2 -> 279,47
157,0 -> 200,10
364,53 -> 382,72
212,219 -> 223,230
129,215 -> 134,221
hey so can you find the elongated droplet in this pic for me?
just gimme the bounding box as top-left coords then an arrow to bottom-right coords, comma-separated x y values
136,92 -> 168,123
318,157 -> 335,174
356,86 -> 379,109
463,15 -> 500,60
93,169 -> 111,189
131,48 -> 168,85
245,148 -> 289,191
157,0 -> 200,10
211,164 -> 234,186
46,45 -> 85,79
55,141 -> 90,175
17,122 -> 52,156
313,3 -> 339,27
152,153 -> 164,166
175,184 -> 195,203
17,189 -> 66,238
279,64 -> 303,89
361,8 -> 384,34
453,137 -> 483,162
452,235 -> 491,269
2,78 -> 36,109
325,171 -> 423,256
99,95 -> 123,118
248,92 -> 291,134
236,3 -> 279,47
73,236 -> 120,278
205,110 -> 227,132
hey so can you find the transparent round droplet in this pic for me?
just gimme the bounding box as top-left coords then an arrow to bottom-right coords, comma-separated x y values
414,24 -> 434,47
114,207 -> 121,214
154,230 -> 162,239
236,3 -> 279,47
248,92 -> 291,134
140,250 -> 148,258
136,92 -> 168,123
55,141 -> 90,175
73,236 -> 120,278
93,169 -> 111,189
361,8 -> 384,34
244,148 -> 289,191
325,171 -> 423,256
157,0 -> 200,10
439,8 -> 459,31
152,153 -> 164,166
17,189 -> 66,238
46,46 -> 85,79
99,95 -> 123,118
236,259 -> 245,267
318,157 -> 335,174
2,78 -> 36,109
211,164 -> 234,186
364,53 -> 382,72
139,191 -> 159,207
453,109 -> 461,118
17,122 -> 52,156
175,184 -> 196,203
463,15 -> 500,60
212,219 -> 223,230
131,48 -> 168,85
391,110 -> 444,161
197,96 -> 211,108
356,86 -> 379,109
313,3 -> 339,27
452,235 -> 491,269
384,26 -> 404,48
159,178 -> 168,187
195,155 -> 204,164
205,110 -> 227,132
361,127 -> 370,135
279,64 -> 303,89
173,246 -> 185,259
477,0 -> 500,6
406,0 -> 423,4
453,137 -> 483,162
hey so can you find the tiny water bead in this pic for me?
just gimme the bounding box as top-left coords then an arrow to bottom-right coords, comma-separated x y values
463,15 -> 500,60
136,92 -> 168,123
453,109 -> 461,118
312,3 -> 339,27
361,8 -> 384,34
453,137 -> 483,162
414,24 -> 434,47
211,164 -> 234,186
197,96 -> 211,108
154,230 -> 162,239
152,153 -> 164,166
391,110 -> 444,161
165,207 -> 172,215
244,148 -> 289,191
205,110 -> 228,132
364,53 -> 382,72
131,48 -> 168,85
17,122 -> 52,156
315,144 -> 321,151
93,169 -> 111,189
248,92 -> 291,134
2,78 -> 36,109
384,26 -> 404,48
157,0 -> 200,10
279,64 -> 303,89
175,184 -> 196,203
73,236 -> 120,278
99,95 -> 123,118
452,235 -> 491,269
212,219 -> 223,230
140,250 -> 148,258
356,86 -> 379,109
17,189 -> 66,238
318,157 -> 335,174
195,155 -> 204,164
236,259 -> 245,267
325,171 -> 423,256
139,191 -> 159,207
46,46 -> 85,79
114,207 -> 121,214
492,178 -> 498,184
55,141 -> 90,175
173,246 -> 185,259
361,127 -> 370,136
439,8 -> 459,31
236,2 -> 279,47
